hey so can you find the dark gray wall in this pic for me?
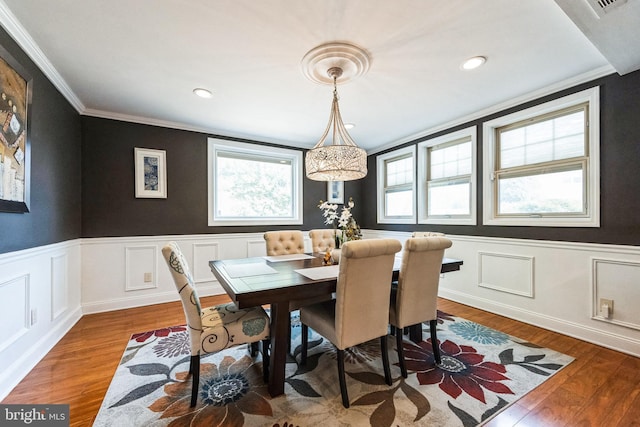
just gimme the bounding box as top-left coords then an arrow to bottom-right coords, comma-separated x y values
81,117 -> 363,237
0,28 -> 81,254
3,17 -> 637,251
359,71 -> 640,246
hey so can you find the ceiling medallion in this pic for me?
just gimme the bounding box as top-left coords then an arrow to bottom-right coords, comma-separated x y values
301,42 -> 371,85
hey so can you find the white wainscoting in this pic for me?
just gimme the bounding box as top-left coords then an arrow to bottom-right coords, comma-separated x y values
80,233 -> 314,314
0,240 -> 82,401
366,230 -> 640,357
4,231 -> 639,401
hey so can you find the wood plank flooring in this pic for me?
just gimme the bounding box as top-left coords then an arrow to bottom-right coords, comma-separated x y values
3,296 -> 639,426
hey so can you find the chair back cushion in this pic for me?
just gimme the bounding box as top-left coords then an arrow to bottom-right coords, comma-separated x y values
391,236 -> 452,328
335,238 -> 402,349
309,229 -> 336,253
162,242 -> 203,354
264,230 -> 305,255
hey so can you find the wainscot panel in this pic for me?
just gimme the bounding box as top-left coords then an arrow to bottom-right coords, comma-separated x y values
0,240 -> 82,401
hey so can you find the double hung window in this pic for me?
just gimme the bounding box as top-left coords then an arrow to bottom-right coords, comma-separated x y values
376,146 -> 416,223
483,87 -> 600,227
418,127 -> 476,224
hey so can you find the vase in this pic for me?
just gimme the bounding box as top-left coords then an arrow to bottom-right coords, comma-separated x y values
331,248 -> 342,264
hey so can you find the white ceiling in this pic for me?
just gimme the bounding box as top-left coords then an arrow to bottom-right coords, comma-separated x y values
0,0 -> 636,153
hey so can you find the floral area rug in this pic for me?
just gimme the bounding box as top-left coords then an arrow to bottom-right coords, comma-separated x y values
93,311 -> 573,426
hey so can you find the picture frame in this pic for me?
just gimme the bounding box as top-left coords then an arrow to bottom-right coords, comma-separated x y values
0,43 -> 32,213
327,180 -> 344,204
134,147 -> 167,198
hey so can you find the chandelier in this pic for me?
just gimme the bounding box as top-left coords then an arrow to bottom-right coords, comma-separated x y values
303,42 -> 369,181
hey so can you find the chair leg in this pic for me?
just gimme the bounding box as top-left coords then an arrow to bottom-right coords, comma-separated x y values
300,323 -> 308,365
337,349 -> 350,408
250,341 -> 259,357
395,327 -> 407,378
287,314 -> 292,354
380,336 -> 392,386
190,355 -> 200,407
261,338 -> 270,383
430,319 -> 441,365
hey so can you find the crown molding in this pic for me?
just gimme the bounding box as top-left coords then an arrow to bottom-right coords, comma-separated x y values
82,107 -> 307,149
0,1 -> 85,112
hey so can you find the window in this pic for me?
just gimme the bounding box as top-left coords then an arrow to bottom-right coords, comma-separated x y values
377,146 -> 416,224
208,138 -> 303,226
483,87 -> 600,227
418,127 -> 477,225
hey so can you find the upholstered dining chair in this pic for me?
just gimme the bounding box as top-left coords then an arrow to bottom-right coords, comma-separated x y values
300,238 -> 402,408
264,230 -> 305,255
162,241 -> 270,407
309,228 -> 336,253
263,230 -> 333,353
389,236 -> 452,377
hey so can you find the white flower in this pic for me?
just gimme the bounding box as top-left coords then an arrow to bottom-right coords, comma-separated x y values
318,197 -> 359,241
338,208 -> 352,228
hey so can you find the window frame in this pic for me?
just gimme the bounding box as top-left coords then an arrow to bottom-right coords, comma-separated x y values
376,145 -> 416,224
482,86 -> 600,227
207,138 -> 303,226
417,126 -> 477,225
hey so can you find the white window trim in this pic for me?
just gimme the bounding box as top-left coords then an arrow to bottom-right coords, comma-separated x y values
207,138 -> 303,226
376,145 -> 416,224
482,86 -> 600,227
417,126 -> 477,225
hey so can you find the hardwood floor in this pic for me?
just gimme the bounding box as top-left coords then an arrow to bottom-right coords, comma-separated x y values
3,296 -> 639,426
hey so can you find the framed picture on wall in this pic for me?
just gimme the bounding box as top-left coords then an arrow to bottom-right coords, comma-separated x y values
327,180 -> 344,204
134,147 -> 167,198
0,43 -> 33,213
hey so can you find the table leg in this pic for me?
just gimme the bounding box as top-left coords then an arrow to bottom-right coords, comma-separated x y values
268,301 -> 289,397
409,324 -> 422,343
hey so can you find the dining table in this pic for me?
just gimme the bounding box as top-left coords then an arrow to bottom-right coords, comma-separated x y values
209,252 -> 463,397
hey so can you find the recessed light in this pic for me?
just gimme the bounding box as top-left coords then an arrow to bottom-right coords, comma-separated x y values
344,123 -> 355,129
461,56 -> 486,70
193,88 -> 213,98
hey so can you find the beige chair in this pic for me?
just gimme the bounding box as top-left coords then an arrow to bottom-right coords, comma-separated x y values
300,238 -> 402,408
309,228 -> 336,253
162,242 -> 270,407
389,236 -> 452,377
412,231 -> 445,237
264,230 -> 305,255
263,230 -> 330,352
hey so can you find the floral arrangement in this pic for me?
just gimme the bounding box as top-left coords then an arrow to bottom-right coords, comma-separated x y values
317,196 -> 362,248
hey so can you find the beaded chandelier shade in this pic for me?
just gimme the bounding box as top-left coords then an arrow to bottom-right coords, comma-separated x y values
302,42 -> 370,181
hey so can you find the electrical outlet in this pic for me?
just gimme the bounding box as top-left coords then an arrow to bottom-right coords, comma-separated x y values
144,272 -> 153,283
599,298 -> 613,318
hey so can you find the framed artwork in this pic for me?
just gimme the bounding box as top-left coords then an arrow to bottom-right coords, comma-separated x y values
327,180 -> 344,204
134,147 -> 167,198
0,44 -> 32,213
